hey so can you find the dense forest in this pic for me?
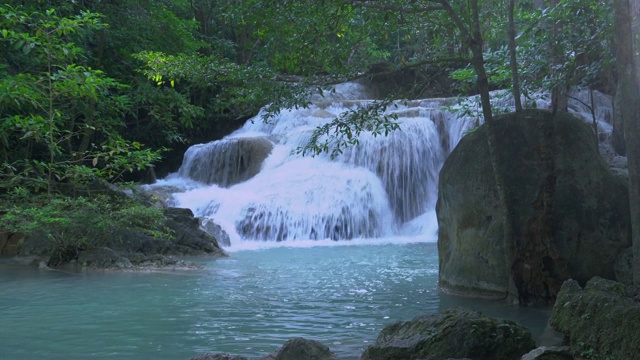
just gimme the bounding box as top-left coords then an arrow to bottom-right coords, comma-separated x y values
1,0 -> 638,284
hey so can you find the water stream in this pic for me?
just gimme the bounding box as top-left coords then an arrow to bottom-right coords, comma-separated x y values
0,83 -> 614,359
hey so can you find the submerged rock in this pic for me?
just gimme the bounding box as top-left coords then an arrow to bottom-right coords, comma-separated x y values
549,277 -> 640,360
190,337 -> 338,360
360,307 -> 535,360
437,110 -> 630,302
190,355 -> 250,360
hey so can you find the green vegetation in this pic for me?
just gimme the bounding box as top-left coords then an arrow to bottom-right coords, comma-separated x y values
0,0 -> 635,272
2,188 -> 170,266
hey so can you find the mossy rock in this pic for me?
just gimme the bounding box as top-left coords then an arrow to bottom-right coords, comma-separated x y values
437,109 -> 630,301
360,307 -> 535,360
549,277 -> 640,360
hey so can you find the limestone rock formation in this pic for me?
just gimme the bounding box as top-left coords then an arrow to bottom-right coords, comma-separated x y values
550,277 -> 640,360
179,136 -> 274,187
437,110 -> 630,301
201,218 -> 231,247
359,307 -> 535,360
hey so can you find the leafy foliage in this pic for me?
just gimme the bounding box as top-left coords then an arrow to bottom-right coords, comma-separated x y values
0,189 -> 171,265
0,5 -> 162,193
297,100 -> 401,159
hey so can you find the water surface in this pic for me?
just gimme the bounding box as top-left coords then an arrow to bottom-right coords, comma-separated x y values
0,241 -> 551,360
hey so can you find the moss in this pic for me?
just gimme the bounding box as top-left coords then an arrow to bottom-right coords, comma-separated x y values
550,278 -> 640,360
362,307 -> 535,360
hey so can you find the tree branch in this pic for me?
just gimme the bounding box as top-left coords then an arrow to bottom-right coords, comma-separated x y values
349,0 -> 445,13
273,57 -> 469,86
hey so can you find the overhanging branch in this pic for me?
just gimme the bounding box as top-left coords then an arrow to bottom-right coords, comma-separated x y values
350,0 -> 445,13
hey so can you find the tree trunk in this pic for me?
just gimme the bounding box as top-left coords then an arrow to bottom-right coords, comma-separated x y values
467,0 -> 519,302
547,0 -> 569,113
616,0 -> 640,286
613,82 -> 627,155
508,0 -> 522,112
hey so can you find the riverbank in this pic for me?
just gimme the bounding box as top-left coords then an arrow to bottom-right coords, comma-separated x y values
1,193 -> 228,271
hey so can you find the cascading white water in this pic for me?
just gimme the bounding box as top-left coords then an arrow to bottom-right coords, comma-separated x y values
151,83 -> 615,247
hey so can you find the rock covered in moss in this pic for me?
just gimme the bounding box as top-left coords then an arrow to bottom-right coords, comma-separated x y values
549,277 -> 640,360
190,337 -> 338,360
264,337 -> 338,360
437,110 -> 630,301
360,307 -> 535,360
113,207 -> 227,257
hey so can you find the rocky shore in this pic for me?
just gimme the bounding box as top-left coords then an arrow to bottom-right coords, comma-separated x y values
0,206 -> 227,271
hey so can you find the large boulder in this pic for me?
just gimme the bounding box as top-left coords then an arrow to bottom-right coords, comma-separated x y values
115,207 -> 227,257
360,307 -> 535,360
437,110 -> 630,301
178,136 -> 274,187
549,277 -> 640,360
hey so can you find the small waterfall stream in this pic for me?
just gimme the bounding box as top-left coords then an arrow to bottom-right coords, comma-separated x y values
150,83 -> 615,247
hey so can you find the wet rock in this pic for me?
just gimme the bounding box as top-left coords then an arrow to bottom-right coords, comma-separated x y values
520,346 -> 573,360
437,110 -> 630,301
201,219 -> 231,247
550,277 -> 640,360
126,253 -> 203,270
116,207 -> 227,258
190,338 -> 337,360
360,307 -> 535,360
77,247 -> 132,269
189,354 -> 249,360
179,136 -> 274,187
263,337 -> 338,360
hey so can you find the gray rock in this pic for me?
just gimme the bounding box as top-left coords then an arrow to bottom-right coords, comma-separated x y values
179,137 -> 274,187
77,247 -> 133,269
189,354 -> 249,360
126,253 -> 202,270
201,219 -> 231,247
264,337 -> 338,360
437,110 -> 630,302
190,338 -> 337,360
360,307 -> 535,360
117,207 -> 227,258
550,277 -> 640,360
520,346 -> 573,360
614,247 -> 633,285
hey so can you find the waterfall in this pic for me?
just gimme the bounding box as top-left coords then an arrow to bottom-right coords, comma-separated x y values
149,83 -> 614,246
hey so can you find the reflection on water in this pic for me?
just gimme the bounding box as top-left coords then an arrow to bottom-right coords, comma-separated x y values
0,242 -> 551,360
